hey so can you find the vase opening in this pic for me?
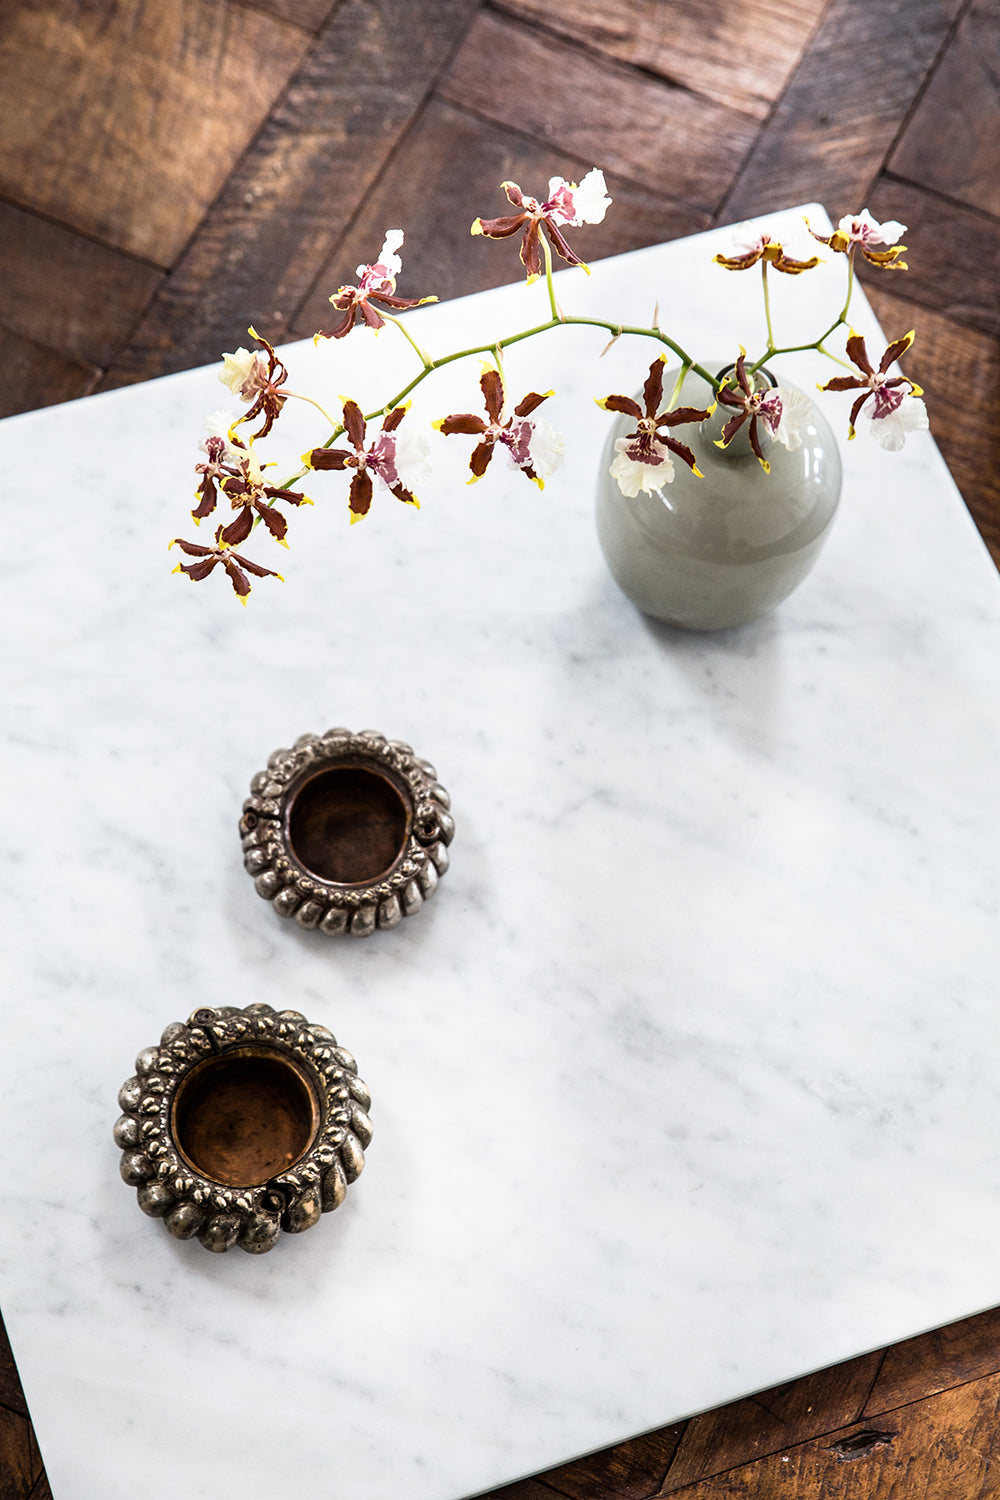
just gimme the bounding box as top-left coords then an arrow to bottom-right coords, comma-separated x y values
286,764 -> 411,885
171,1045 -> 321,1188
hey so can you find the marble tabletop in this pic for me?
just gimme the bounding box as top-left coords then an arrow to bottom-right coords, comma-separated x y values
2,206 -> 999,1500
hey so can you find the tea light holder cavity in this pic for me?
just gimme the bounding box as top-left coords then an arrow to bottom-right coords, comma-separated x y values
240,728 -> 454,937
114,1003 -> 372,1253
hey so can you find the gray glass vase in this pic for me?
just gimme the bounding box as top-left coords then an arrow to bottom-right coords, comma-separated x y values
594,362 -> 842,631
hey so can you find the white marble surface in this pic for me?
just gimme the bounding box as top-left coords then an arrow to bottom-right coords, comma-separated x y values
2,204 -> 1000,1500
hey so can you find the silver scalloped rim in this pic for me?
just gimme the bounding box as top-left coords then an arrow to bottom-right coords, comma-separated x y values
114,1003 -> 373,1254
240,728 -> 455,937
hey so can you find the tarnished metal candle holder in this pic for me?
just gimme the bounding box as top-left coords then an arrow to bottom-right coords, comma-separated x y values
115,1003 -> 372,1253
241,728 -> 454,937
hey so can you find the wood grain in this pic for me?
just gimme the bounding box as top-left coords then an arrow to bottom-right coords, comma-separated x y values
0,200 -> 162,366
234,0 -> 341,28
863,1306 -> 1000,1417
291,100 -> 711,337
0,0 -> 311,265
722,0 -> 966,221
488,0 -> 828,120
439,11 -> 759,214
0,1316 -> 27,1421
864,179 -> 1000,335
0,1405 -> 41,1500
0,327 -> 98,418
652,1373 -> 1000,1498
890,0 -> 1000,218
101,0 -> 480,388
658,1353 -> 883,1492
867,284 -> 1000,567
540,1424 -> 686,1499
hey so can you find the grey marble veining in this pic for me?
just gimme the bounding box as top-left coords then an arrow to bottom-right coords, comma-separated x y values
2,207 -> 999,1499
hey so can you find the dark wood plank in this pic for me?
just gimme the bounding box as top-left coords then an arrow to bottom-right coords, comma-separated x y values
890,0 -> 1000,218
863,1306 -> 1000,1419
0,1406 -> 40,1500
291,100 -> 711,338
99,0 -> 481,389
650,1373 -> 1000,1498
488,0 -> 827,120
0,1317 -> 27,1422
473,1481 -> 561,1500
0,201 -> 162,367
439,12 -> 759,214
863,178 -> 1000,336
235,0 -> 340,28
0,327 -> 98,418
0,0 -> 312,265
26,1477 -> 52,1500
658,1353 -> 883,1492
722,0 -> 966,222
540,1425 -> 686,1499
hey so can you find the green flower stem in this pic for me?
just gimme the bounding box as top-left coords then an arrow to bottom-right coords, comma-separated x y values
839,250 -> 856,325
270,314 -> 723,495
761,260 -> 775,351
542,235 -> 560,321
286,390 -> 339,429
382,312 -> 434,370
666,360 -> 692,412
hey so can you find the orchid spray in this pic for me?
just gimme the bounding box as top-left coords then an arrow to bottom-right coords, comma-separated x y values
171,173 -> 928,600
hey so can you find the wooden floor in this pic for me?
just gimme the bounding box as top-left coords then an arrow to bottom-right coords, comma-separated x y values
2,1 -> 999,1496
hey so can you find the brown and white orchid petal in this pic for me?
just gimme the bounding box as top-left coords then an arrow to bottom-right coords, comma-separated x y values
305,446 -> 353,470
598,394 -> 644,419
192,474 -> 218,519
879,329 -> 916,372
388,480 -> 419,508
221,556 -> 253,600
513,389 -> 552,418
434,413 -> 488,437
480,369 -> 504,423
661,433 -> 701,472
220,507 -> 254,548
520,220 -> 542,280
170,536 -> 214,558
175,555 -> 220,582
719,411 -> 748,447
473,213 -> 528,239
359,301 -> 385,331
381,405 -> 407,433
642,358 -> 665,418
861,245 -> 907,268
712,249 -> 762,271
746,416 -> 769,469
343,400 -> 367,451
845,332 -> 875,376
771,252 -> 821,275
819,375 -> 864,393
255,503 -> 288,542
468,437 -> 496,478
348,469 -> 373,519
370,291 -> 427,311
315,308 -> 358,340
848,390 -> 870,437
659,405 -> 713,428
544,219 -> 583,268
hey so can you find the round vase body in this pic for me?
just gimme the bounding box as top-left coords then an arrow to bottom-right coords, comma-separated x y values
595,363 -> 842,630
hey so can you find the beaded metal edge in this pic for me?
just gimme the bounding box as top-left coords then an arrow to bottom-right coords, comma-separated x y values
240,728 -> 455,937
114,1002 -> 372,1254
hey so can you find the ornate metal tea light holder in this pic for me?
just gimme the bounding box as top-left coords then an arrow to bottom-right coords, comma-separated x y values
240,728 -> 454,937
115,1003 -> 372,1253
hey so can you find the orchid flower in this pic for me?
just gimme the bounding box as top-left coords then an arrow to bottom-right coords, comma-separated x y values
713,225 -> 820,275
819,330 -> 928,449
472,168 -> 611,280
317,231 -> 436,340
304,401 -> 430,521
715,350 -> 803,472
433,368 -> 564,487
171,528 -> 284,603
807,210 -> 908,268
218,329 -> 288,439
598,356 -> 713,497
